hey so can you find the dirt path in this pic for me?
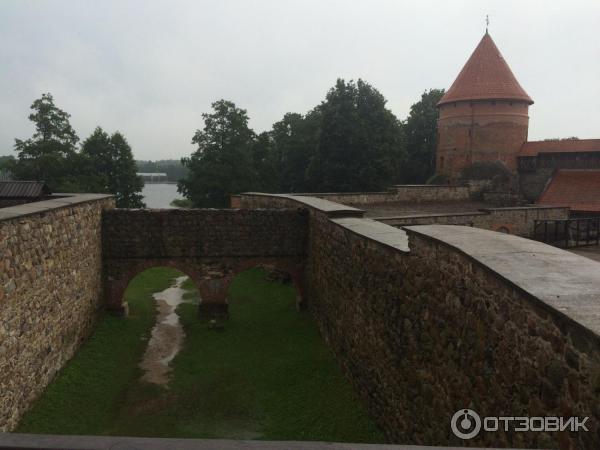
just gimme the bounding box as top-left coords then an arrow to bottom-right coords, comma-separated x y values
139,276 -> 189,385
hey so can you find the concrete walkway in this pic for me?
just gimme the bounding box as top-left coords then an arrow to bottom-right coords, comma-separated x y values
0,433 -> 529,450
569,245 -> 600,263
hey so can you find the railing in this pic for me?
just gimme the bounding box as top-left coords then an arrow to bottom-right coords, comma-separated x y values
533,217 -> 600,248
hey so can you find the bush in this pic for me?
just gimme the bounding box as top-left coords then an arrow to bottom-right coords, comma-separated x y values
460,161 -> 511,182
170,198 -> 193,208
426,173 -> 450,185
460,161 -> 516,193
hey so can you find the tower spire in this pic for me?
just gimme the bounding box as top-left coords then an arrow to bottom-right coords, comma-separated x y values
437,31 -> 533,106
485,14 -> 489,34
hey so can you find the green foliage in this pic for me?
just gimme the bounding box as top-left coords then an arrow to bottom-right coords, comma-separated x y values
271,110 -> 321,192
426,173 -> 449,185
0,155 -> 15,180
16,267 -> 179,434
17,268 -> 383,442
179,81 -> 441,203
11,93 -> 144,206
460,160 -> 512,181
306,79 -> 404,192
250,131 -> 281,193
170,198 -> 193,208
11,93 -> 80,190
178,100 -> 258,207
81,128 -> 145,208
12,83 -> 446,203
401,89 -> 445,183
460,161 -> 515,193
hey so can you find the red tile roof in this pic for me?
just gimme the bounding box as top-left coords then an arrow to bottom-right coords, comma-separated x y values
438,32 -> 533,106
519,139 -> 600,157
538,170 -> 600,212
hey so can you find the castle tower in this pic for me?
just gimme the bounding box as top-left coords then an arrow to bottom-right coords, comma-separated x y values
436,32 -> 533,180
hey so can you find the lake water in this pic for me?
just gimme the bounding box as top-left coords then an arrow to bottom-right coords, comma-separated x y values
142,183 -> 184,208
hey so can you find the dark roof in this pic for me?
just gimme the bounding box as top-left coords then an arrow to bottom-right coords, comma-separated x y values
438,32 -> 533,106
537,170 -> 600,212
519,139 -> 600,157
0,181 -> 51,198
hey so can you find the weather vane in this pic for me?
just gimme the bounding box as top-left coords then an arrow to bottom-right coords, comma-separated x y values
486,14 -> 489,33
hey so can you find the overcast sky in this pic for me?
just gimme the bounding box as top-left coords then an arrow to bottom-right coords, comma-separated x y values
1,0 -> 599,160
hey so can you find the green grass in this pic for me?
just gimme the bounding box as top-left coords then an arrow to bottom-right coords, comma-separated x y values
16,267 -> 181,435
17,267 -> 384,443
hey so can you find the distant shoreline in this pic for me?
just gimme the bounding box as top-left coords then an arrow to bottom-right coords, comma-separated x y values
143,181 -> 178,184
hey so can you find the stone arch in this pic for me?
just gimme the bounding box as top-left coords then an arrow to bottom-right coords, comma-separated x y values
102,208 -> 307,320
196,258 -> 306,320
493,224 -> 512,234
104,257 -> 305,319
104,259 -> 203,316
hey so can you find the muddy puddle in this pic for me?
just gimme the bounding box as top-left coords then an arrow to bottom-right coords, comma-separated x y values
139,276 -> 189,386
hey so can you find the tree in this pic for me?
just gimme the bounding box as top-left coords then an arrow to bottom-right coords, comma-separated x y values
109,132 -> 145,208
12,93 -> 79,189
306,79 -> 404,192
0,155 -> 15,180
81,127 -> 145,208
271,110 -> 321,193
178,100 -> 257,207
401,89 -> 444,183
250,131 -> 280,193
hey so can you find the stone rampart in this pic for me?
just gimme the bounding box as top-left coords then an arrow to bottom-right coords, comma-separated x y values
239,192 -> 600,449
0,194 -> 114,431
289,185 -> 472,206
241,193 -> 568,238
376,206 -> 569,237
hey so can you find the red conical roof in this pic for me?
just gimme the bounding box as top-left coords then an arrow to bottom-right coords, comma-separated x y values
438,32 -> 533,106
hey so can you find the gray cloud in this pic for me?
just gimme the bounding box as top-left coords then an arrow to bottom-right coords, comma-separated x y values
1,0 -> 599,160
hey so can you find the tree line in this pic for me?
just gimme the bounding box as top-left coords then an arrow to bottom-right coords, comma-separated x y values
5,93 -> 144,208
179,79 -> 444,207
3,80 -> 443,208
135,159 -> 188,181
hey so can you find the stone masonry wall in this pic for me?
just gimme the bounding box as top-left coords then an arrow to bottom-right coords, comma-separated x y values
0,199 -> 38,208
310,221 -> 600,449
103,208 -> 307,259
239,193 -> 600,449
0,195 -> 114,431
300,185 -> 472,206
102,208 -> 308,314
377,206 -> 569,237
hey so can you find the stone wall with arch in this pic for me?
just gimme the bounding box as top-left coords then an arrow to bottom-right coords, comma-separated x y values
102,208 -> 308,318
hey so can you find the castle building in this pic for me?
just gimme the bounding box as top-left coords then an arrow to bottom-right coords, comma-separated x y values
436,31 -> 600,214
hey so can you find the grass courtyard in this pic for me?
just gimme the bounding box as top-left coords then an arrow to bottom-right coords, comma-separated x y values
17,267 -> 384,443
